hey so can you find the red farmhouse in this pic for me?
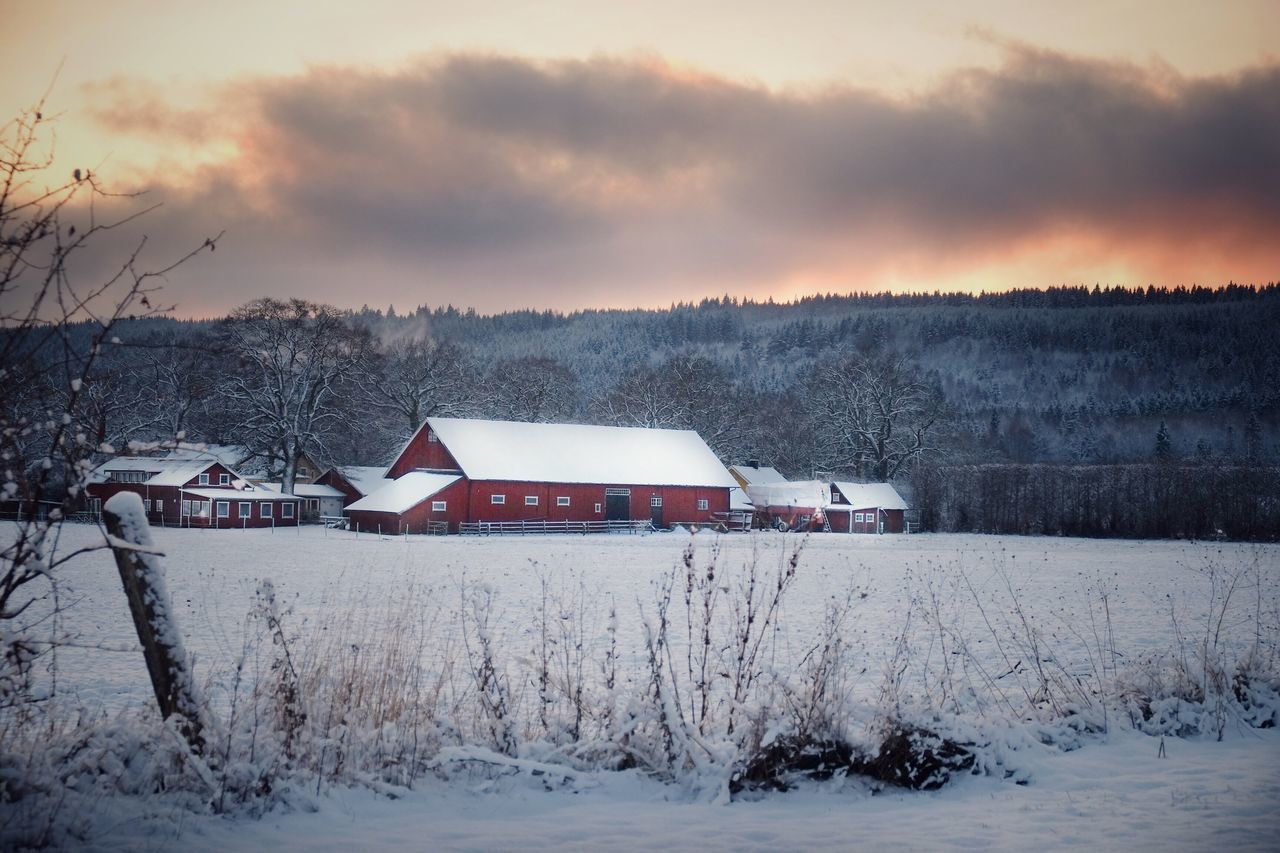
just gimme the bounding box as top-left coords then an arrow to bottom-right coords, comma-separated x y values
345,417 -> 736,534
86,457 -> 302,528
824,481 -> 908,534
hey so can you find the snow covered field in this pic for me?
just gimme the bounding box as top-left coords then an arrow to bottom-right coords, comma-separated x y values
13,524 -> 1280,850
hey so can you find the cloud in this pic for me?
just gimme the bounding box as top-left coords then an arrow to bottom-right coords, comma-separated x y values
76,47 -> 1280,314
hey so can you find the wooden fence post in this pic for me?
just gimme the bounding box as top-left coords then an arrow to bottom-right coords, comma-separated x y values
102,492 -> 211,760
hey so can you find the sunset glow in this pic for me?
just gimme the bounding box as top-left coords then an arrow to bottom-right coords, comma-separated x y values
3,0 -> 1277,315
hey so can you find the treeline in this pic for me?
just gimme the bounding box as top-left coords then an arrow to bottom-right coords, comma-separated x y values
911,463 -> 1280,540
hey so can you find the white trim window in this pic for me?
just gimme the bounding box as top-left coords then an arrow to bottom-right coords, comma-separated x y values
216,501 -> 229,518
491,494 -> 506,505
199,473 -> 210,485
238,501 -> 252,518
281,502 -> 295,519
650,496 -> 662,507
855,512 -> 864,523
525,495 -> 539,506
432,500 -> 447,511
262,502 -> 272,518
427,430 -> 439,443
143,499 -> 152,511
557,496 -> 570,506
154,499 -> 163,513
697,499 -> 709,511
182,499 -> 191,516
594,503 -> 602,513
219,473 -> 230,485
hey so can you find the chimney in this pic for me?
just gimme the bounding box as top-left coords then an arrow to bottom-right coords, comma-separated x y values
749,459 -> 760,469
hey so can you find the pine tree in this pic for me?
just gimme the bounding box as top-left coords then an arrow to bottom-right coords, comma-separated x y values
1154,421 -> 1172,461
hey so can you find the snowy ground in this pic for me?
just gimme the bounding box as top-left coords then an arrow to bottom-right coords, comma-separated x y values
18,524 -> 1280,850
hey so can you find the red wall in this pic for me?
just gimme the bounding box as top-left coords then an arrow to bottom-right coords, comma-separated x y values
316,469 -> 363,506
827,507 -> 905,534
86,471 -> 301,529
347,478 -> 470,534
387,427 -> 461,479
464,481 -> 728,527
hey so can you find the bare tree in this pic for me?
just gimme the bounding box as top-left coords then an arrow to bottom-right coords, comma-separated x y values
363,337 -> 470,438
218,298 -> 373,493
0,95 -> 219,710
595,352 -> 744,458
807,353 -> 943,480
484,355 -> 578,422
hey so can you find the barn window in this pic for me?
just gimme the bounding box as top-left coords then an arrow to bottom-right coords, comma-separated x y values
154,499 -> 163,513
216,501 -> 229,518
262,502 -> 272,518
281,502 -> 295,518
650,496 -> 662,507
525,495 -> 539,506
432,500 -> 447,511
199,473 -> 210,485
238,501 -> 252,518
697,499 -> 709,511
219,473 -> 230,485
427,430 -> 439,443
855,512 -> 864,523
143,499 -> 151,511
182,500 -> 191,516
594,503 -> 602,513
557,496 -> 570,506
491,494 -> 506,505
298,467 -> 310,478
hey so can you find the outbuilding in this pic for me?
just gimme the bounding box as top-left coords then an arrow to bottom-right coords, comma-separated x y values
825,482 -> 909,533
349,417 -> 736,533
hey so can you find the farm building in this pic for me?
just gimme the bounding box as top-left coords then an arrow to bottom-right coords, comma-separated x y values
86,457 -> 302,528
346,417 -> 736,534
315,465 -> 391,507
163,444 -> 324,484
728,462 -> 788,490
261,482 -> 346,521
746,480 -> 831,531
825,482 -> 909,533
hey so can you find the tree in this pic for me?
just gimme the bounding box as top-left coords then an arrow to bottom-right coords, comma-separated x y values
594,352 -> 744,458
0,95 -> 219,710
806,353 -> 943,480
1154,421 -> 1172,461
363,337 -> 471,439
219,298 -> 373,493
483,355 -> 578,422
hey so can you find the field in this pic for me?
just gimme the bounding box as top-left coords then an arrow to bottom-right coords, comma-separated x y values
9,523 -> 1280,850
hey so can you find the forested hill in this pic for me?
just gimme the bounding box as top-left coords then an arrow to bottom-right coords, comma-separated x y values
77,283 -> 1280,473
354,283 -> 1279,465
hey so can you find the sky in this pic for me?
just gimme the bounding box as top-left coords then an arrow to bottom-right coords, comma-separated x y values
3,0 -> 1279,316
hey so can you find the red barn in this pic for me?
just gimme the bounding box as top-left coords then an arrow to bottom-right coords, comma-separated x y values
346,417 -> 736,534
86,457 -> 302,528
825,481 -> 908,534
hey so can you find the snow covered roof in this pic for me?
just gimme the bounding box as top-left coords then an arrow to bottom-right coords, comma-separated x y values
182,487 -> 301,501
830,482 -> 908,511
336,465 -> 391,496
729,487 -> 754,511
746,480 -> 830,510
92,457 -> 220,487
729,464 -> 788,486
423,417 -> 736,488
261,483 -> 347,499
346,472 -> 461,514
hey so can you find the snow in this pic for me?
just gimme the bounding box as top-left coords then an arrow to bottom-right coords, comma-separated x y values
11,525 -> 1280,850
335,464 -> 391,496
260,482 -> 347,499
729,464 -> 788,486
148,728 -> 1280,852
747,479 -> 830,509
829,481 -> 908,510
181,487 -> 302,501
729,486 -> 753,510
424,416 -> 738,487
346,471 -> 461,513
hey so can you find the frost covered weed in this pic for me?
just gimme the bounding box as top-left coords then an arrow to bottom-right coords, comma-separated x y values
2,539 -> 1278,838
